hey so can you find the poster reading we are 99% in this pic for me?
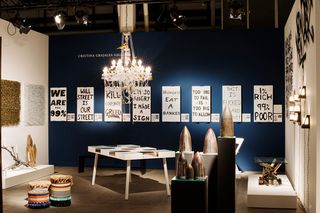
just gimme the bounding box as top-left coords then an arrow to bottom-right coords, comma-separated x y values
50,87 -> 67,121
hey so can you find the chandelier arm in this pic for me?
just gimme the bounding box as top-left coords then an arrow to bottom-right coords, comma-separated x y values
129,33 -> 135,58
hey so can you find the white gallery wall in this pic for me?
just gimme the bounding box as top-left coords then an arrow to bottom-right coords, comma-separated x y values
285,0 -> 320,212
0,18 -> 49,168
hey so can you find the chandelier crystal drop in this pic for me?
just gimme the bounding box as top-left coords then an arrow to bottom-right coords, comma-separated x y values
102,32 -> 152,104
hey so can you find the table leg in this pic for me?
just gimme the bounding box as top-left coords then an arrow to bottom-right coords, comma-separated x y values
163,158 -> 171,196
91,153 -> 99,185
125,160 -> 131,200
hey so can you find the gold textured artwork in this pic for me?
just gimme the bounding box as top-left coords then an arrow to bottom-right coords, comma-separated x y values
1,80 -> 21,126
26,134 -> 37,167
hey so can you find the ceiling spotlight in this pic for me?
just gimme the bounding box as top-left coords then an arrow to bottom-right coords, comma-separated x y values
228,0 -> 245,20
54,11 -> 67,30
11,13 -> 31,34
75,9 -> 90,26
170,6 -> 186,30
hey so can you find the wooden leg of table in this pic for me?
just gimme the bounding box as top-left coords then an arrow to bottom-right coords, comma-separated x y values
163,158 -> 171,196
125,160 -> 131,200
91,153 -> 99,185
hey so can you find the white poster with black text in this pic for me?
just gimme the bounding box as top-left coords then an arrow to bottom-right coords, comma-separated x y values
254,85 -> 273,122
222,85 -> 242,122
105,87 -> 122,122
77,87 -> 94,122
162,86 -> 181,122
192,86 -> 211,122
132,87 -> 151,122
50,87 -> 67,121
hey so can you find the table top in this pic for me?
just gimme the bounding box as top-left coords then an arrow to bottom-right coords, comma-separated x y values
88,144 -> 175,160
254,157 -> 287,164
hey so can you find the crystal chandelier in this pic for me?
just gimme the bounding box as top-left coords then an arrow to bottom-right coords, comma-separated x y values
102,32 -> 152,104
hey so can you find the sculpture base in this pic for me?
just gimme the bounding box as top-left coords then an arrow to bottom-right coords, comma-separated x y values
247,174 -> 297,209
2,165 -> 54,189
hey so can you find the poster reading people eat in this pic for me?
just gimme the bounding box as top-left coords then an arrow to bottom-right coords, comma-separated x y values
192,86 -> 211,122
77,87 -> 94,122
50,87 -> 67,121
132,87 -> 151,122
105,87 -> 122,122
222,85 -> 242,122
254,85 -> 273,122
162,86 -> 181,122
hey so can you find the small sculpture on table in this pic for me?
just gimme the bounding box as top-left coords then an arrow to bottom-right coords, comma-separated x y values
257,158 -> 283,186
26,134 -> 37,167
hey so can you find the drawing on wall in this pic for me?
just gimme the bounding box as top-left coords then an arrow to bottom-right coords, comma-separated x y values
132,86 -> 151,122
24,84 -> 45,126
192,86 -> 211,122
1,80 -> 21,126
77,87 -> 94,121
105,87 -> 122,122
151,113 -> 160,122
67,113 -> 75,122
50,87 -> 67,121
254,85 -> 273,122
222,85 -> 242,122
162,86 -> 180,122
273,104 -> 282,123
285,31 -> 293,118
295,0 -> 314,69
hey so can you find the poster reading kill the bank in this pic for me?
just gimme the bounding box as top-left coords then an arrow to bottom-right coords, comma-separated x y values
254,85 -> 273,122
132,87 -> 151,122
104,87 -> 122,122
222,85 -> 242,122
192,86 -> 211,122
50,87 -> 67,121
162,86 -> 181,122
77,87 -> 94,122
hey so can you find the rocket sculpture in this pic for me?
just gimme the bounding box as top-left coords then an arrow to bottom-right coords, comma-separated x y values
220,105 -> 234,137
192,152 -> 205,179
179,126 -> 192,152
203,128 -> 218,153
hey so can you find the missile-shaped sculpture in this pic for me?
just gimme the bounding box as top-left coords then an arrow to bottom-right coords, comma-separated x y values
179,126 -> 192,152
203,128 -> 218,153
177,153 -> 187,179
192,152 -> 205,179
186,163 -> 194,180
220,105 -> 234,137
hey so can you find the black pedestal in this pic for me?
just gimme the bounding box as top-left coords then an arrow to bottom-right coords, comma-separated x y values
171,177 -> 208,213
217,137 -> 235,213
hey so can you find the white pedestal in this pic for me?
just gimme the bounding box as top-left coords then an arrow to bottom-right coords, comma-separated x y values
247,174 -> 297,209
2,165 -> 54,189
201,152 -> 218,176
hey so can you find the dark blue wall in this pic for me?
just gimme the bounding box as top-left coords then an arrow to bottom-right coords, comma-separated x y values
49,30 -> 284,171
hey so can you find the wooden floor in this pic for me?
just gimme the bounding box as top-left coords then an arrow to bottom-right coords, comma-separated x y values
3,167 -> 306,213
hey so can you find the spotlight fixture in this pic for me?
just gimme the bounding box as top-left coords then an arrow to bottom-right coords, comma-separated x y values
228,0 -> 245,20
301,115 -> 310,129
169,5 -> 186,30
299,86 -> 306,99
54,11 -> 67,30
75,9 -> 90,26
10,12 -> 31,34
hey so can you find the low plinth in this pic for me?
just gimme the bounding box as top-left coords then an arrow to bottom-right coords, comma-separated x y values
2,165 -> 54,189
247,174 -> 297,209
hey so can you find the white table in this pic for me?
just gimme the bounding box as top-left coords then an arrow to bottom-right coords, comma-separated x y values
88,145 -> 175,200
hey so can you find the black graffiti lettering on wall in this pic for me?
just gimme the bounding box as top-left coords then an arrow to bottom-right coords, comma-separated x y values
295,0 -> 314,68
285,32 -> 293,117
